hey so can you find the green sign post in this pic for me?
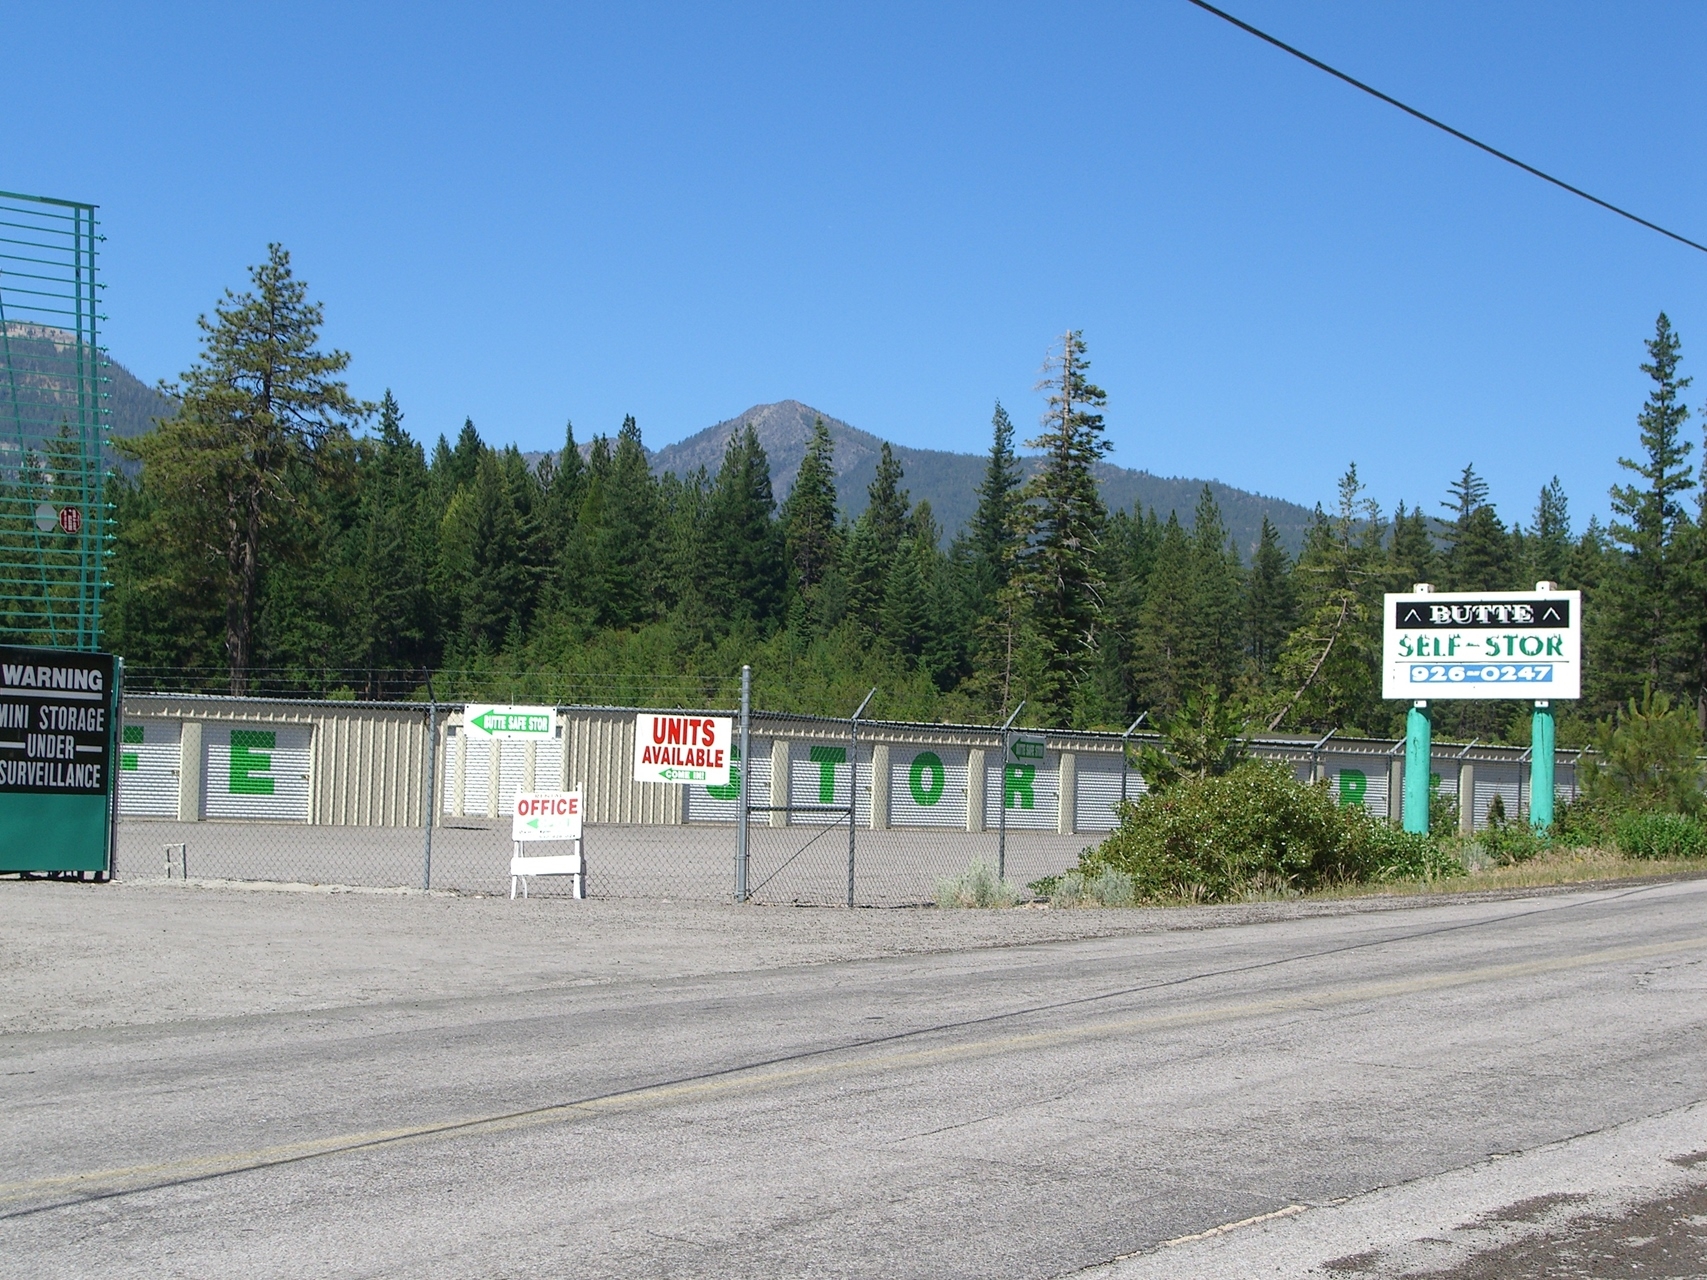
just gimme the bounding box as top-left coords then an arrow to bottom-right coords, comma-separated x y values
0,645 -> 120,875
1384,584 -> 1580,832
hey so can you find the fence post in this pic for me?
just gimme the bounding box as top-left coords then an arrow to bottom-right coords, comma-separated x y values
996,702 -> 1024,882
736,664 -> 751,903
422,670 -> 437,891
846,688 -> 876,908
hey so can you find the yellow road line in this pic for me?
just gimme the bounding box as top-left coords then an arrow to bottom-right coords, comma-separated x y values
5,934 -> 1702,1210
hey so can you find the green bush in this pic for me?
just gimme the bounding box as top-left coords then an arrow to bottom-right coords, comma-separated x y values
1479,809 -> 1550,865
1613,811 -> 1707,860
1362,822 -> 1466,882
1075,759 -> 1455,903
1585,690 -> 1705,816
934,860 -> 1020,908
1552,797 -> 1614,850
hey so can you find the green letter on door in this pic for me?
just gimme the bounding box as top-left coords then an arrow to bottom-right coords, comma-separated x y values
230,730 -> 276,795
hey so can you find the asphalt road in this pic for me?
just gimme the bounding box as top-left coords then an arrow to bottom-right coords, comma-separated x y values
3,879 -> 1705,1277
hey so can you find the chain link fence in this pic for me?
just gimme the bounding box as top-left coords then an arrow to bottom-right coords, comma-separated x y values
111,691 -> 1584,904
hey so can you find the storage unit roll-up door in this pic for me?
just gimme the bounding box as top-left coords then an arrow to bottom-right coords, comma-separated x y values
685,740 -> 772,822
203,724 -> 311,821
789,747 -> 872,826
889,747 -> 968,828
984,756 -> 1059,830
118,721 -> 180,817
1074,757 -> 1145,832
1324,757 -> 1389,816
1472,764 -> 1522,829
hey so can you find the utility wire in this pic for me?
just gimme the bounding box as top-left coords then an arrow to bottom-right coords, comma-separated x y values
1184,0 -> 1707,256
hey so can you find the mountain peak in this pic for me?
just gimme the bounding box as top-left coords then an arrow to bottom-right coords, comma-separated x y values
650,401 -> 1316,554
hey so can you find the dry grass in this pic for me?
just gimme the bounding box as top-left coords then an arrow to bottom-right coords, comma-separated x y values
1312,846 -> 1707,900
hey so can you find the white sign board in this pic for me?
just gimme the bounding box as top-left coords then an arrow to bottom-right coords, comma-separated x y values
463,704 -> 555,740
1383,590 -> 1581,700
512,790 -> 583,842
633,713 -> 733,786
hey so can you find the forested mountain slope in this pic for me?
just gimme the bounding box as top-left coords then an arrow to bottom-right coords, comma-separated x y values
652,400 -> 1315,555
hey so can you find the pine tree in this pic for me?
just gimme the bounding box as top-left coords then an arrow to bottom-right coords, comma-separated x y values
1525,478 -> 1572,587
845,443 -> 910,629
1387,501 -> 1436,592
1188,486 -> 1243,694
1012,330 -> 1112,723
967,401 -> 1024,607
1266,465 -> 1385,732
781,418 -> 839,595
703,424 -> 785,629
1243,515 -> 1296,678
1596,313 -> 1697,708
121,244 -> 369,691
1131,514 -> 1194,716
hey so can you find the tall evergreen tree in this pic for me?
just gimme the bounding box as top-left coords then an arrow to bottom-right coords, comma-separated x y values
1012,330 -> 1112,723
120,243 -> 369,691
703,424 -> 785,629
1266,465 -> 1385,732
967,401 -> 1024,606
1243,515 -> 1296,678
781,418 -> 839,595
1596,313 -> 1697,707
1525,477 -> 1573,587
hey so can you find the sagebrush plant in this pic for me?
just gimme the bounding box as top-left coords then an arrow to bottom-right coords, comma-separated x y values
1613,811 -> 1707,860
1074,759 -> 1461,904
934,860 -> 1020,908
1047,867 -> 1136,907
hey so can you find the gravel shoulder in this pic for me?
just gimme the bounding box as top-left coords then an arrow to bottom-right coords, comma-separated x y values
2,871 -> 1702,1036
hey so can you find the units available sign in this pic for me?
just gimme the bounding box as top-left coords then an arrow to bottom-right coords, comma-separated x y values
463,704 -> 555,740
512,790 -> 583,842
633,713 -> 733,786
0,645 -> 118,874
1383,590 -> 1581,700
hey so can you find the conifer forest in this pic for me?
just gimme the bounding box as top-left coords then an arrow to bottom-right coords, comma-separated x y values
100,247 -> 1707,743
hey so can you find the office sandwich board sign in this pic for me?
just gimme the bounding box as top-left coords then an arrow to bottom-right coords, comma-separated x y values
1383,590 -> 1581,700
512,790 -> 583,842
633,713 -> 733,786
0,645 -> 118,873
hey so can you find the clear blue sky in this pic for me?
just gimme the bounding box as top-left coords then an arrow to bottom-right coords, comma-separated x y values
9,2 -> 1707,528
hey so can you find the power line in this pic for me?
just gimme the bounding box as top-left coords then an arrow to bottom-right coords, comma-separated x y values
1184,0 -> 1707,256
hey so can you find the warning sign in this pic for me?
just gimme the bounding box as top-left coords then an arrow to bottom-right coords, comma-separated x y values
0,648 -> 114,795
0,644 -> 118,875
632,713 -> 732,786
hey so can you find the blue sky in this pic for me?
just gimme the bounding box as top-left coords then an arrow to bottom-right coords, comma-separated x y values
8,1 -> 1707,528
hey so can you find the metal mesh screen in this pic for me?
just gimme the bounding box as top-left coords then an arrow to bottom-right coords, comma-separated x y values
0,190 -> 108,650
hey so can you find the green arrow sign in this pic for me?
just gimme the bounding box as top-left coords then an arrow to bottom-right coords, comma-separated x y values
468,707 -> 552,736
658,767 -> 708,781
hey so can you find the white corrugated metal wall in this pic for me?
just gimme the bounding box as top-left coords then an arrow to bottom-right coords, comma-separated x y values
118,720 -> 180,817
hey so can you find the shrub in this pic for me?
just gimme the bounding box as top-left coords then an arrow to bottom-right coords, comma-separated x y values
1361,821 -> 1466,882
1584,690 -> 1705,816
934,860 -> 1020,908
1045,867 -> 1137,907
1075,759 -> 1445,903
1613,811 -> 1707,861
1552,797 -> 1614,850
1479,814 -> 1549,865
